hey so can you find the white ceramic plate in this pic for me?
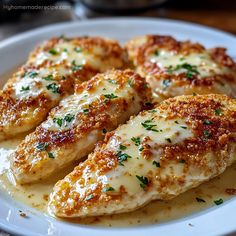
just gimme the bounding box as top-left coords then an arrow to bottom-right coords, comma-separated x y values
0,17 -> 236,236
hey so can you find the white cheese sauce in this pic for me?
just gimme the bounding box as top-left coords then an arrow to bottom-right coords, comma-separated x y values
149,51 -> 231,77
0,136 -> 236,227
42,79 -> 140,132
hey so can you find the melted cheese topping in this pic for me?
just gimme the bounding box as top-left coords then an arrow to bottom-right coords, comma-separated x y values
12,68 -> 67,100
42,79 -> 139,132
35,41 -> 114,71
149,51 -> 231,77
103,109 -> 193,195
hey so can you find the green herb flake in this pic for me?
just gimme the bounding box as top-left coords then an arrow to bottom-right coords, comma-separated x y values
139,147 -> 144,152
214,198 -> 223,205
42,75 -> 53,81
74,47 -> 82,53
162,79 -> 171,88
128,79 -> 132,87
108,79 -> 117,84
49,48 -> 59,55
215,108 -> 222,116
167,63 -> 199,79
165,138 -> 172,143
154,50 -> 159,56
180,126 -> 187,129
152,161 -> 160,167
102,187 -> 115,192
136,175 -> 149,189
83,108 -> 89,114
71,60 -> 83,71
64,114 -> 75,123
46,83 -> 60,94
85,194 -> 94,201
141,120 -> 159,132
53,118 -> 63,127
104,93 -> 118,100
116,151 -> 132,166
196,197 -> 206,203
179,159 -> 186,164
203,119 -> 213,125
36,142 -> 49,151
203,130 -> 211,139
119,144 -> 127,150
131,137 -> 141,146
20,86 -> 30,92
174,120 -> 179,124
25,71 -> 38,78
48,152 -> 55,159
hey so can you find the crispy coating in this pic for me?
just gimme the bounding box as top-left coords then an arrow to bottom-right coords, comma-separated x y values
125,35 -> 236,101
10,69 -> 151,184
49,94 -> 236,217
0,36 -> 126,140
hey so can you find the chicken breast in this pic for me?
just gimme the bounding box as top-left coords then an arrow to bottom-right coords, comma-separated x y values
49,94 -> 236,217
125,35 -> 236,102
10,69 -> 152,184
0,36 -> 126,141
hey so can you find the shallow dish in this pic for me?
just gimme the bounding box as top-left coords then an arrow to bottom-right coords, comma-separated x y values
0,17 -> 236,236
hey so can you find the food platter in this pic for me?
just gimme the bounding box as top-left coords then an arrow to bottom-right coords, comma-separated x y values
0,17 -> 236,236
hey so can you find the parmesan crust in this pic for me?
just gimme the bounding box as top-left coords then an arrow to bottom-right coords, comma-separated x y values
49,94 -> 236,217
125,35 -> 236,102
0,36 -> 126,141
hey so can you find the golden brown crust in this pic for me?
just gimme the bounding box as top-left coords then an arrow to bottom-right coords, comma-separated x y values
49,94 -> 236,217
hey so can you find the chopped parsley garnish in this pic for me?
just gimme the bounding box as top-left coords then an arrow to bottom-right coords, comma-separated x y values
152,160 -> 160,167
203,130 -> 211,139
154,50 -> 159,56
83,108 -> 89,114
162,79 -> 171,88
180,57 -> 185,61
215,108 -> 222,115
74,47 -> 82,53
181,126 -> 187,129
131,137 -> 141,146
25,71 -> 38,78
71,60 -> 83,71
167,63 -> 199,79
141,120 -> 159,132
128,79 -> 132,86
102,128 -> 107,134
136,175 -> 149,189
214,198 -> 223,205
203,119 -> 213,125
85,194 -> 94,201
119,144 -> 127,150
46,83 -> 60,94
53,114 -> 74,127
48,152 -> 55,159
139,147 -> 144,152
196,197 -> 206,203
116,151 -> 132,166
104,93 -> 118,100
53,118 -> 63,127
179,159 -> 186,164
165,138 -> 172,143
102,187 -> 115,192
20,86 -> 30,92
145,102 -> 153,107
108,79 -> 117,84
174,120 -> 179,124
36,142 -> 49,151
64,114 -> 75,122
42,75 -> 53,81
48,48 -> 58,55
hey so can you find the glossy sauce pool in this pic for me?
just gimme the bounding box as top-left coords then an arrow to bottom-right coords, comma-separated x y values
1,69 -> 236,227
